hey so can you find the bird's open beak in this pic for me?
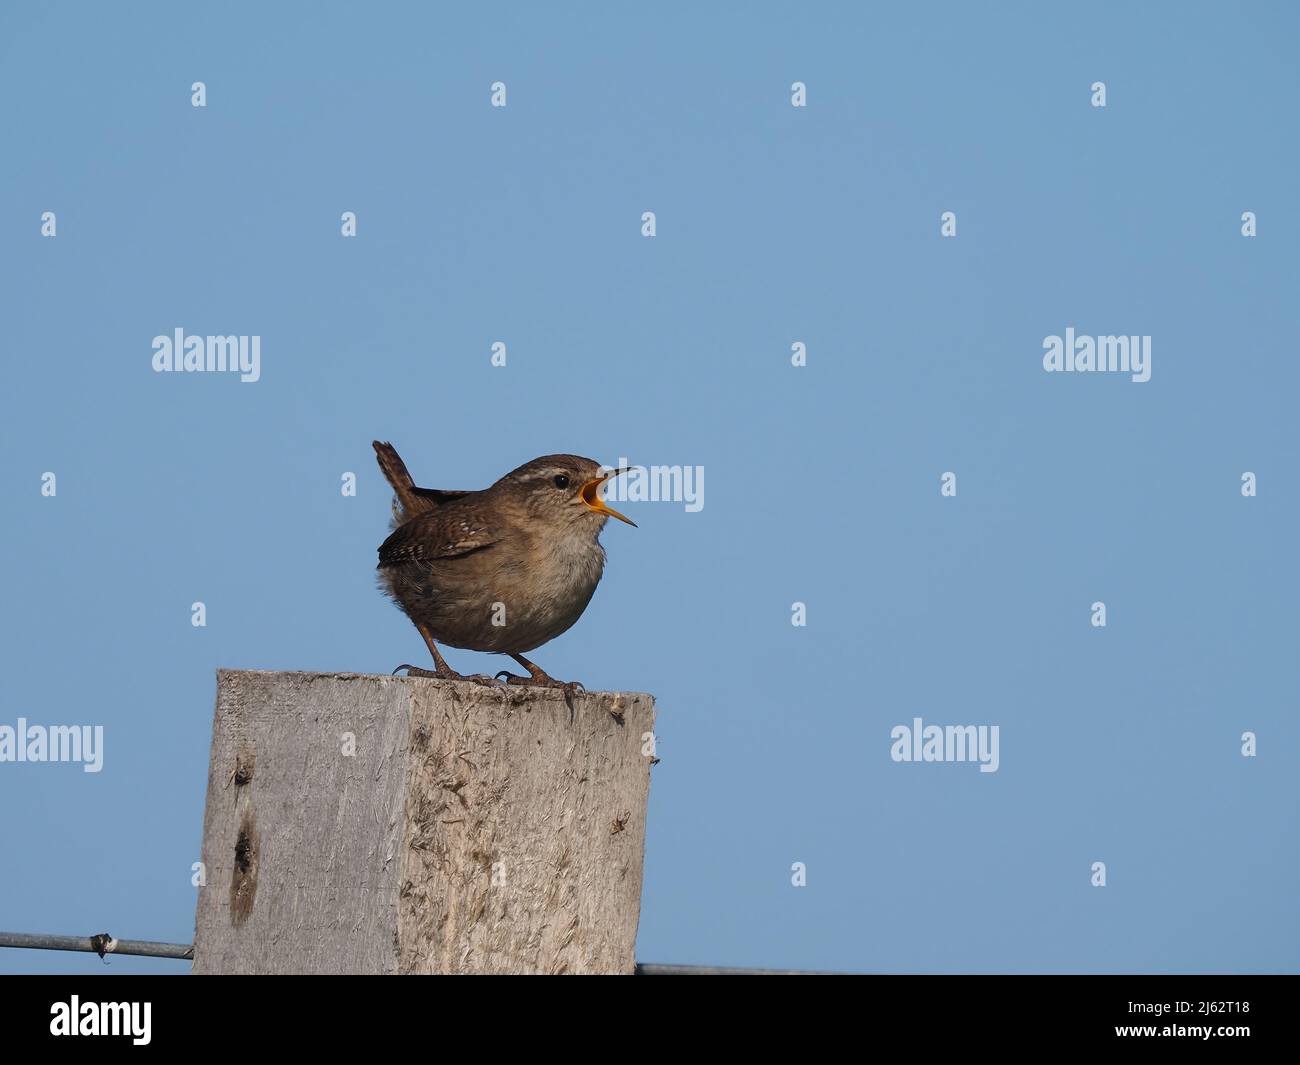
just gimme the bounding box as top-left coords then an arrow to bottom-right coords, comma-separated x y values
580,469 -> 637,527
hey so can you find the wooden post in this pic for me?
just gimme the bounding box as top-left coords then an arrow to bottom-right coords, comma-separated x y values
192,670 -> 655,974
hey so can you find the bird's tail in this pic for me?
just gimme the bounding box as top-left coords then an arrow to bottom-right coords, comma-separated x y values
372,440 -> 421,519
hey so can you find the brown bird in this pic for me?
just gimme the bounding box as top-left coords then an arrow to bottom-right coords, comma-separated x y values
373,441 -> 636,695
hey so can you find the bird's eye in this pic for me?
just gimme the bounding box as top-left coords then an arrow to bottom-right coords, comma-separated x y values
553,475 -> 570,489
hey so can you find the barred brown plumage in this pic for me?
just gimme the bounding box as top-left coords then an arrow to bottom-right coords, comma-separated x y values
372,441 -> 636,701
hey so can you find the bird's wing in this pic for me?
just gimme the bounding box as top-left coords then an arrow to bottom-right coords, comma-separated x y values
377,508 -> 499,566
409,486 -> 473,507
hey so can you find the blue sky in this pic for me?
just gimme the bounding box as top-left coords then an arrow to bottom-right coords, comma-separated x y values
1,1 -> 1296,973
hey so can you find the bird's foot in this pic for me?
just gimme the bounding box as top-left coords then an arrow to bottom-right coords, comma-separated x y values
393,664 -> 501,688
494,670 -> 584,693
494,671 -> 585,716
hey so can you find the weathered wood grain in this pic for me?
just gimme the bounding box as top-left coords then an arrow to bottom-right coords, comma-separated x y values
192,670 -> 654,974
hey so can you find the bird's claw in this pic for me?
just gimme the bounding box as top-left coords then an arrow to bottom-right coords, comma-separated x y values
494,672 -> 584,717
495,672 -> 583,693
394,664 -> 502,688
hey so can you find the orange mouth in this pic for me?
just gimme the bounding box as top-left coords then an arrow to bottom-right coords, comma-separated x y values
580,469 -> 637,527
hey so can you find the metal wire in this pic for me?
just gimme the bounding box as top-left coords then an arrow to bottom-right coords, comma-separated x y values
634,963 -> 817,975
0,931 -> 815,972
0,931 -> 193,961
